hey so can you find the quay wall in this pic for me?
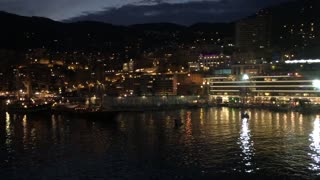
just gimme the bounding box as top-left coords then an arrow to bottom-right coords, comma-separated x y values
103,96 -> 211,110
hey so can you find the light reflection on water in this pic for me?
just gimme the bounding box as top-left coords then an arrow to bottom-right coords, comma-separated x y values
0,108 -> 319,179
238,117 -> 255,173
309,116 -> 320,172
185,111 -> 192,137
5,112 -> 12,149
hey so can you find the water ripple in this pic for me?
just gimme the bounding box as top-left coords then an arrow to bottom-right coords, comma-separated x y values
0,108 -> 319,179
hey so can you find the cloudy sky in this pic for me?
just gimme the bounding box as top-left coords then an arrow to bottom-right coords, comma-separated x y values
0,0 -> 293,25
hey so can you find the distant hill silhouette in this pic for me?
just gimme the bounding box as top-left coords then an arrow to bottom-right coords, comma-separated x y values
0,10 -> 234,51
0,0 -> 319,53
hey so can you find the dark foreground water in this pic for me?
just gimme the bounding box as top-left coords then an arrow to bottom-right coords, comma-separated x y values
1,108 -> 320,179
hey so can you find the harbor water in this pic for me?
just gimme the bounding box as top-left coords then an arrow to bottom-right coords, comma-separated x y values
0,107 -> 320,179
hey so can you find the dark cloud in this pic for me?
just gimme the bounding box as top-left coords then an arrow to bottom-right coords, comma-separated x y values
0,0 -> 141,20
67,0 -> 292,25
0,0 -> 293,24
137,0 -> 164,5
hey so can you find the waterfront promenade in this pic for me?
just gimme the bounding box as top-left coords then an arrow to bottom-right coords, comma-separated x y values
103,95 -> 320,113
0,95 -> 320,114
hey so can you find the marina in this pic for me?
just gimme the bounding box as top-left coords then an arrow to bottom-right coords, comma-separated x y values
1,94 -> 320,115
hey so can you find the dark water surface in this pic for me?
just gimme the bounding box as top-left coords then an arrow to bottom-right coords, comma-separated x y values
0,108 -> 320,179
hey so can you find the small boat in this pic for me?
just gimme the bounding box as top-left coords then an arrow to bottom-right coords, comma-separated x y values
52,103 -> 117,119
73,106 -> 118,119
269,104 -> 291,112
6,100 -> 52,115
51,103 -> 78,114
241,111 -> 250,119
174,117 -> 183,127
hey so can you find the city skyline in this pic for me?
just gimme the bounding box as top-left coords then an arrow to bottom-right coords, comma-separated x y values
1,1 -> 320,179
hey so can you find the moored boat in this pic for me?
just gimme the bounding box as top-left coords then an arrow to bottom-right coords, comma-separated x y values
52,103 -> 117,119
241,111 -> 250,119
6,100 -> 52,114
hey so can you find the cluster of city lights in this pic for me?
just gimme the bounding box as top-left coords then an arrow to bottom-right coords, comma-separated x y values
285,59 -> 320,64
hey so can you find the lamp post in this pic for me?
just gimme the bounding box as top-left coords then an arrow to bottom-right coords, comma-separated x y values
202,81 -> 210,96
313,79 -> 320,104
206,81 -> 210,95
241,74 -> 250,107
240,74 -> 251,120
313,80 -> 320,89
242,74 -> 250,81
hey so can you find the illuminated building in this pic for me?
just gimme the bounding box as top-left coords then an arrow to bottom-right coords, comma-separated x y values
128,59 -> 134,73
176,73 -> 204,95
188,62 -> 200,72
205,73 -> 320,105
188,54 -> 232,72
121,74 -> 178,96
123,63 -> 129,72
199,54 -> 232,69
231,64 -> 270,75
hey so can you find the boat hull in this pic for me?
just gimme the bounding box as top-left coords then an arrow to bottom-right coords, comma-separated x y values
52,104 -> 118,119
6,103 -> 52,115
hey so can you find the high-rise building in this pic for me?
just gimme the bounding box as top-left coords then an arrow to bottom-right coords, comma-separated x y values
236,12 -> 272,50
123,63 -> 129,72
128,59 -> 134,73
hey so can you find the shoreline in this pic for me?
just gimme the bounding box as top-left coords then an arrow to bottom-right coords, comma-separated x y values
1,103 -> 318,116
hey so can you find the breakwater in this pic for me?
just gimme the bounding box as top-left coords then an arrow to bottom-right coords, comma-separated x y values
103,95 -> 212,111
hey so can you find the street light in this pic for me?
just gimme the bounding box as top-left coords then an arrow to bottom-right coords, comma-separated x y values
241,74 -> 251,119
241,74 -> 250,102
202,81 -> 210,96
313,79 -> 320,89
313,79 -> 320,105
242,74 -> 249,81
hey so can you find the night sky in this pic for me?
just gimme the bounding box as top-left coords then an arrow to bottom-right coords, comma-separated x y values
0,0 -> 294,25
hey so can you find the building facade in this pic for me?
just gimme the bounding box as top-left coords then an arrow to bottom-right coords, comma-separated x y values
205,74 -> 320,106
